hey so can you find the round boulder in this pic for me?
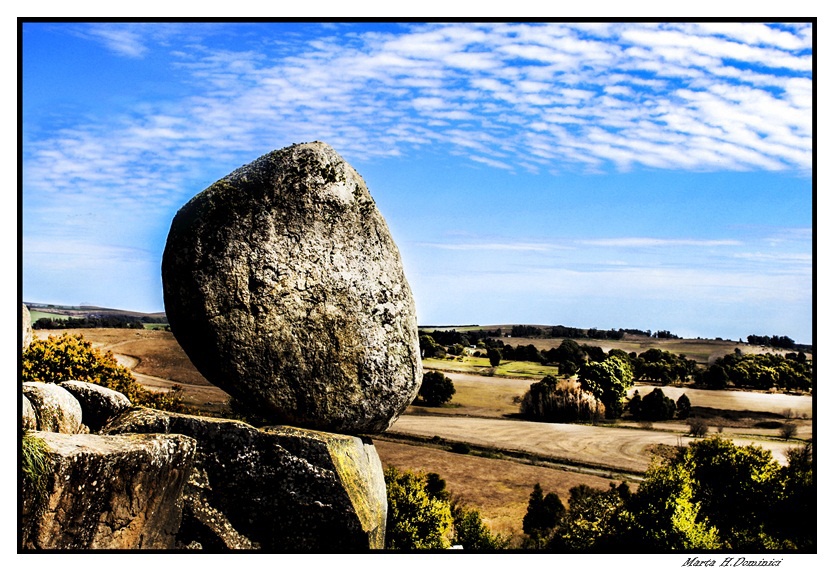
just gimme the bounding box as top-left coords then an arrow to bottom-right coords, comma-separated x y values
162,142 -> 422,434
59,380 -> 132,432
22,382 -> 84,434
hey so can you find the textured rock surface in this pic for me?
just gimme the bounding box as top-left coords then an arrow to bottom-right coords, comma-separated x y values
22,303 -> 32,350
104,407 -> 387,550
21,431 -> 196,550
162,141 -> 421,434
22,395 -> 37,430
22,382 -> 84,434
59,380 -> 132,432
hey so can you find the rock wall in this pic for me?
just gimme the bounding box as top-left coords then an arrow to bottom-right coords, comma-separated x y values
104,407 -> 387,550
22,431 -> 196,550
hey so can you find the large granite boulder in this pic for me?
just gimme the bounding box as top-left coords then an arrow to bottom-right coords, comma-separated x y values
22,303 -> 32,351
103,407 -> 387,550
22,382 -> 84,434
59,380 -> 132,432
161,141 -> 421,434
21,431 -> 196,550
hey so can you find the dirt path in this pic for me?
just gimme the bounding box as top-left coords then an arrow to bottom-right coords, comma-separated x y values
387,415 -> 801,472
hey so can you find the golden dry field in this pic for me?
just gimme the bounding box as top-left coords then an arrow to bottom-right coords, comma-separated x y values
374,438 -> 624,543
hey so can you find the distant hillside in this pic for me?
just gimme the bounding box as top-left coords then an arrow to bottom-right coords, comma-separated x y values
25,303 -> 168,330
25,302 -> 166,320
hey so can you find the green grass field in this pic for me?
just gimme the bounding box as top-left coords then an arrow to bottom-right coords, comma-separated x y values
28,310 -> 69,322
422,355 -> 560,379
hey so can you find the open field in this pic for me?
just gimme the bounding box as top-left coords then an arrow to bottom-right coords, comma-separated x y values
387,415 -> 805,473
409,372 -> 534,418
412,371 -> 812,422
423,356 -> 558,378
28,310 -> 70,322
33,328 -> 230,413
374,438 -> 622,543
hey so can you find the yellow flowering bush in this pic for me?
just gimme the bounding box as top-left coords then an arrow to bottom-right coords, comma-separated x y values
22,333 -> 186,412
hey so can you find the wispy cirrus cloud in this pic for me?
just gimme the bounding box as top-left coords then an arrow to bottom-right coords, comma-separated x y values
24,21 -> 812,216
577,237 -> 744,248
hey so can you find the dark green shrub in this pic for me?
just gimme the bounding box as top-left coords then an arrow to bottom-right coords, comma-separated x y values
418,371 -> 456,406
676,393 -> 692,419
688,418 -> 709,437
487,348 -> 502,367
523,483 -> 565,544
452,503 -> 508,550
450,442 -> 471,455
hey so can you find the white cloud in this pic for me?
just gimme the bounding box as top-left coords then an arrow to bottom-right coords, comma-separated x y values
23,21 -> 813,263
577,238 -> 743,248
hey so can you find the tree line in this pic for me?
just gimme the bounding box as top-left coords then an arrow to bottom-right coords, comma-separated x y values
746,334 -> 799,350
699,350 -> 811,392
32,315 -> 162,330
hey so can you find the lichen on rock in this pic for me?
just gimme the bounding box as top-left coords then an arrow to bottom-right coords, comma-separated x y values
59,380 -> 132,432
162,141 -> 422,434
22,382 -> 84,434
104,407 -> 387,550
21,431 -> 197,550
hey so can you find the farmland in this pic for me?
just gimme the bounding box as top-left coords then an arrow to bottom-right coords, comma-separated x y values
30,326 -> 814,541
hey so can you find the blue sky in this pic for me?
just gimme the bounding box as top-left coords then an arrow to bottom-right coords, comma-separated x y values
20,20 -> 814,344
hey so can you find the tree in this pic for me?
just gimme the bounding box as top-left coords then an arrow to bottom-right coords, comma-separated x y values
546,483 -> 628,552
418,371 -> 456,406
520,376 -> 603,423
611,460 -> 722,551
676,394 -> 692,419
425,472 -> 450,501
553,339 -> 585,375
638,388 -> 676,421
452,503 -> 508,550
522,483 -> 565,544
702,363 -> 730,389
688,418 -> 708,437
487,347 -> 502,367
779,423 -> 798,440
578,355 -> 634,419
627,391 -> 642,418
770,442 -> 814,550
419,334 -> 441,359
384,467 -> 453,549
684,437 -> 783,548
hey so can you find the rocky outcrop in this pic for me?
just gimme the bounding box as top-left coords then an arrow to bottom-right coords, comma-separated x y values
22,395 -> 37,430
21,431 -> 196,550
161,141 -> 422,434
22,382 -> 84,434
59,380 -> 132,432
103,407 -> 387,550
22,303 -> 32,350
